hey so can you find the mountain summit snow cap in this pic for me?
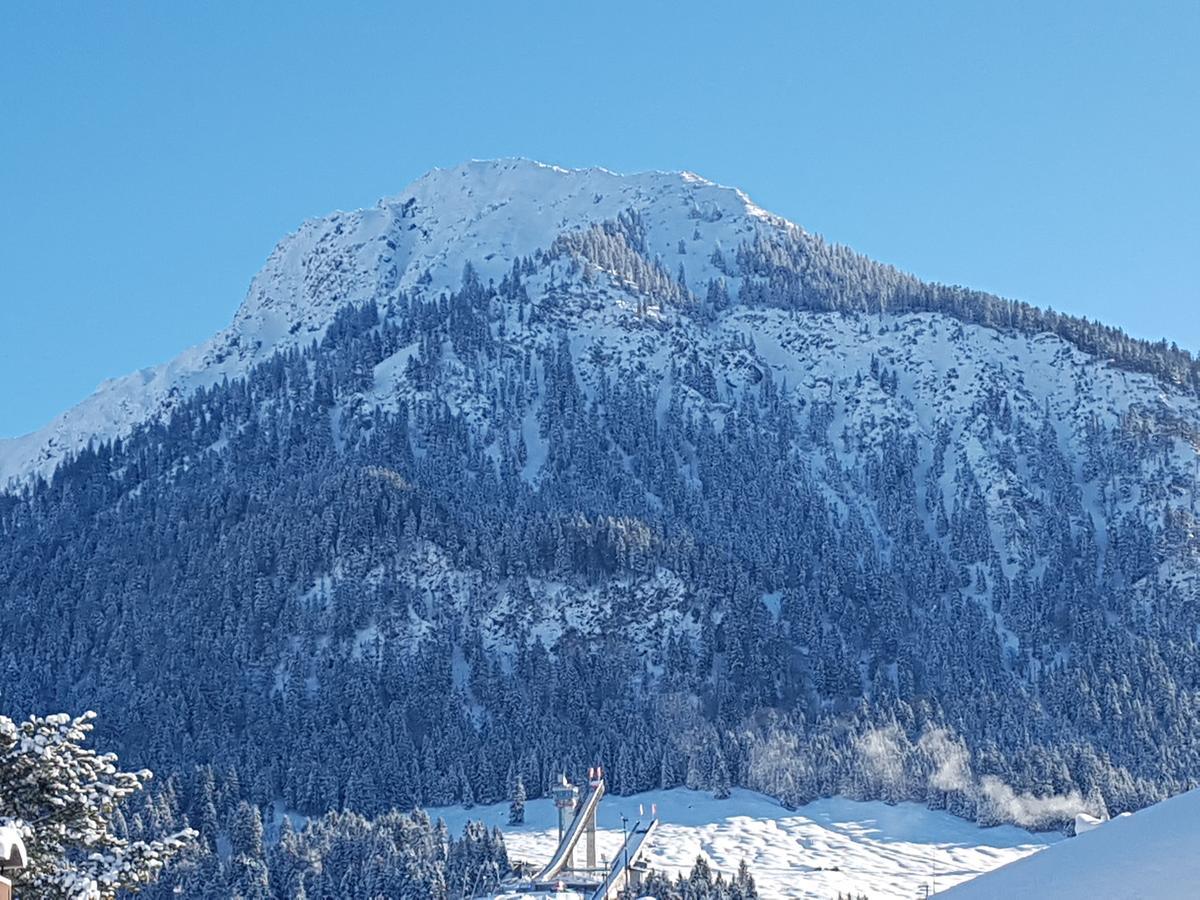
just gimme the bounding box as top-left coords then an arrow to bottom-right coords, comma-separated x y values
231,156 -> 780,335
0,158 -> 783,486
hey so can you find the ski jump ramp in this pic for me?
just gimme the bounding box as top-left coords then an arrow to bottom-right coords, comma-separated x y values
588,817 -> 658,900
507,769 -> 659,898
532,775 -> 606,882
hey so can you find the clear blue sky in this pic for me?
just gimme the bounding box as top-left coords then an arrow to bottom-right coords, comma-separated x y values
2,1 -> 1197,437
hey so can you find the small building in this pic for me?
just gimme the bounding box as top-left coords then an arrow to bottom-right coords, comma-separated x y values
0,826 -> 28,900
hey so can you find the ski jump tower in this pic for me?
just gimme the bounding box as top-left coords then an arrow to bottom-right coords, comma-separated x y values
513,765 -> 658,899
549,767 -> 603,874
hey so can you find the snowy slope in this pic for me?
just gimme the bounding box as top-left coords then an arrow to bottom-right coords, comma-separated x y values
276,294 -> 1200,668
429,788 -> 1056,900
0,159 -> 777,487
282,541 -> 701,670
941,788 -> 1200,899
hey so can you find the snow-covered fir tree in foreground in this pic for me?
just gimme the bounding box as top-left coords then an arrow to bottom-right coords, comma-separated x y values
0,712 -> 193,899
1,159 -> 1198,896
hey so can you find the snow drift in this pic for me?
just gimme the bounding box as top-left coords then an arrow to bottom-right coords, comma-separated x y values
942,788 -> 1200,899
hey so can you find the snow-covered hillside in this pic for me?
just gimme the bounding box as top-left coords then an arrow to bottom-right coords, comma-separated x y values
941,788 -> 1200,899
429,788 -> 1055,900
8,159 -> 1197,603
6,159 -> 1197,602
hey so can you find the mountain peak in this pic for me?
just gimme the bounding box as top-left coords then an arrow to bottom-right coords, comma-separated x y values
394,157 -> 719,197
4,158 -> 1194,492
382,157 -> 775,240
0,159 -> 781,486
227,156 -> 778,354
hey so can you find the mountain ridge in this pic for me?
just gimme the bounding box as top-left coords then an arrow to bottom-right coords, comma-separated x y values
5,157 -> 1197,488
0,159 -> 775,485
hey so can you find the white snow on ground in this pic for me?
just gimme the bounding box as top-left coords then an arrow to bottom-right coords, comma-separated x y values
429,788 -> 1057,899
941,788 -> 1200,900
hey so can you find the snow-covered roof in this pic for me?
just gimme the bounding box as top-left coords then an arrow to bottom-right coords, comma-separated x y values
0,826 -> 27,868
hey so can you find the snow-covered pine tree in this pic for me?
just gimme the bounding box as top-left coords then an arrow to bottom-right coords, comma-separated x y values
508,773 -> 526,825
0,711 -> 194,900
713,750 -> 732,800
735,858 -> 759,898
226,801 -> 270,900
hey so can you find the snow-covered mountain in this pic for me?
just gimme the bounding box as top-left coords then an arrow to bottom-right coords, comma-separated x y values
8,159 -> 1198,612
3,160 -> 1200,897
0,160 -> 776,486
7,159 -> 1199,595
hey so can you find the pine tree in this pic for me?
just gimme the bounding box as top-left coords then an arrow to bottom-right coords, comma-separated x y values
508,774 -> 526,826
713,750 -> 732,800
227,802 -> 270,900
735,857 -> 758,898
0,711 -> 194,900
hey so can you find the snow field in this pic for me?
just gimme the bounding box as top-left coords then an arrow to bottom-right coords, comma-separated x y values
941,788 -> 1200,900
430,788 -> 1056,899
